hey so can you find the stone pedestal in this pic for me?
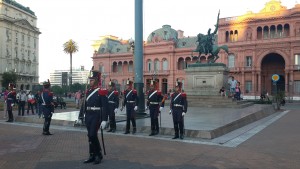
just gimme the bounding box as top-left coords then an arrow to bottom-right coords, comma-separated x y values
185,63 -> 229,96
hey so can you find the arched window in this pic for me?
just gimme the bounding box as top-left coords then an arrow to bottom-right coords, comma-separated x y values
263,26 -> 269,39
147,59 -> 152,72
277,25 -> 283,37
128,61 -> 133,72
228,54 -> 235,68
257,27 -> 262,40
234,30 -> 238,41
284,24 -> 290,37
154,59 -> 160,71
225,31 -> 229,42
270,25 -> 276,38
177,58 -> 185,70
162,59 -> 168,70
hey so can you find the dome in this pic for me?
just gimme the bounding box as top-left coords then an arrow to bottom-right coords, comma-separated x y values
147,25 -> 178,43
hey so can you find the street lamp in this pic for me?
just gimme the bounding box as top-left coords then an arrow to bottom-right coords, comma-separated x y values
102,72 -> 107,88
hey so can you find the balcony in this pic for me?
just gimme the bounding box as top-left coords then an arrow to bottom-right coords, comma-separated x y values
144,70 -> 170,76
292,65 -> 300,71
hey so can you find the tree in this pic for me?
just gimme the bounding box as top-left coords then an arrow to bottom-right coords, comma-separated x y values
1,71 -> 18,89
63,39 -> 78,88
51,85 -> 64,96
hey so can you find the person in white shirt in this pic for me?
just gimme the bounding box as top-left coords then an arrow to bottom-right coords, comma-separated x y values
228,77 -> 237,98
26,91 -> 35,115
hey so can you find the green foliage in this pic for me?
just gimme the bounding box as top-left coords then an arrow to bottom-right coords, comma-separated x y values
51,85 -> 64,96
1,71 -> 18,89
70,83 -> 86,93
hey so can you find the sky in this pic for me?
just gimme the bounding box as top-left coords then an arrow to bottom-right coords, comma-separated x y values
15,0 -> 297,82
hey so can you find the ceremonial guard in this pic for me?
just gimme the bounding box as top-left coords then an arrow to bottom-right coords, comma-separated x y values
82,70 -> 108,165
169,81 -> 188,139
41,80 -> 54,135
121,79 -> 138,134
6,83 -> 16,122
146,79 -> 165,136
106,80 -> 119,133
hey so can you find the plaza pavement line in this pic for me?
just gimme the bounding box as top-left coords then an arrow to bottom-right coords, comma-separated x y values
0,110 -> 288,148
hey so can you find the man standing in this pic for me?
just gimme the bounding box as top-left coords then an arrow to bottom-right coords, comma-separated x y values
121,79 -> 138,134
82,70 -> 108,165
146,79 -> 164,136
41,80 -> 54,135
18,90 -> 26,116
6,83 -> 16,122
169,81 -> 188,139
106,80 -> 119,133
228,76 -> 238,98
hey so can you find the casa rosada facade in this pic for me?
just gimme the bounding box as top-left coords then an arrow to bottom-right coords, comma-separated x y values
92,0 -> 300,99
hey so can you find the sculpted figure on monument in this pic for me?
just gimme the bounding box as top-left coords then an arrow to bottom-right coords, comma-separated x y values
193,10 -> 229,63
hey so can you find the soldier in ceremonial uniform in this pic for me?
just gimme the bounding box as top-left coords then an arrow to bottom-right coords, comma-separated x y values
169,81 -> 188,139
106,80 -> 119,133
146,79 -> 165,136
6,83 -> 16,122
121,79 -> 138,134
82,70 -> 108,165
41,80 -> 54,135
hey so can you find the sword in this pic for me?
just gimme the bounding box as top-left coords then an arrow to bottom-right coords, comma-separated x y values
100,127 -> 106,155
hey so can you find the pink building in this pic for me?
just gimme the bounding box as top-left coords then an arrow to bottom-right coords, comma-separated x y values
92,0 -> 300,99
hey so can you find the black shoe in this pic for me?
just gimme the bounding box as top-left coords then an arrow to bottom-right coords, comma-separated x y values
111,129 -> 116,133
6,119 -> 13,122
107,129 -> 113,132
180,135 -> 184,139
83,156 -> 95,163
42,132 -> 53,135
172,135 -> 179,139
132,129 -> 136,134
93,155 -> 102,164
124,131 -> 130,134
154,131 -> 159,135
149,132 -> 155,136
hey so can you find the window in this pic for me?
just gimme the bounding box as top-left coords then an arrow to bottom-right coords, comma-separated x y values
154,59 -> 160,71
295,54 -> 300,65
162,59 -> 168,70
99,65 -> 104,72
228,54 -> 235,68
147,60 -> 152,72
245,81 -> 252,93
246,56 -> 252,67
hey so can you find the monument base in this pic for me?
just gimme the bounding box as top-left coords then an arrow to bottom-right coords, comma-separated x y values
185,63 -> 229,96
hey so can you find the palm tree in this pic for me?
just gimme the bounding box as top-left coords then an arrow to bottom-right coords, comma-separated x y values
63,39 -> 78,87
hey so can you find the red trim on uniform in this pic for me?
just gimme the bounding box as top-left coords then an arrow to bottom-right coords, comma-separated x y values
114,90 -> 119,95
132,89 -> 137,94
99,89 -> 108,96
171,93 -> 174,97
49,92 -> 53,97
157,91 -> 162,95
181,93 -> 187,97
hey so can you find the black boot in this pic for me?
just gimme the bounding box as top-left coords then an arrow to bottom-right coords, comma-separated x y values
132,128 -> 136,134
180,134 -> 184,139
172,134 -> 179,139
124,130 -> 130,134
107,128 -> 113,132
83,155 -> 95,163
149,131 -> 155,136
93,154 -> 103,164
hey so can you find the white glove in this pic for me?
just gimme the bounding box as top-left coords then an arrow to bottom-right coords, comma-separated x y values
114,108 -> 118,113
159,107 -> 163,111
169,110 -> 172,115
100,121 -> 107,129
11,103 -> 14,107
182,112 -> 186,116
134,106 -> 138,111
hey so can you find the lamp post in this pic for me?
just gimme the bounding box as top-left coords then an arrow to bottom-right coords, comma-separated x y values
102,72 -> 107,88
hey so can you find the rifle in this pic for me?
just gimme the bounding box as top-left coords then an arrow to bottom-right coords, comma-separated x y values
160,94 -> 167,130
77,66 -> 94,125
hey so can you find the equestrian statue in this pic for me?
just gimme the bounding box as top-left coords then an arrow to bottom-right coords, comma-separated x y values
193,10 -> 229,63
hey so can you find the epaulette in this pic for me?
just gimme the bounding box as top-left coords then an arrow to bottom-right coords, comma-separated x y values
157,91 -> 162,95
132,89 -> 137,94
171,93 -> 174,97
49,92 -> 53,96
114,90 -> 119,95
181,93 -> 187,98
99,88 -> 108,96
146,91 -> 149,95
12,91 -> 16,95
123,90 -> 126,95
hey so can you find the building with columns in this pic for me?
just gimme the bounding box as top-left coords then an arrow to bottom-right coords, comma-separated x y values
0,0 -> 40,90
92,0 -> 300,99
